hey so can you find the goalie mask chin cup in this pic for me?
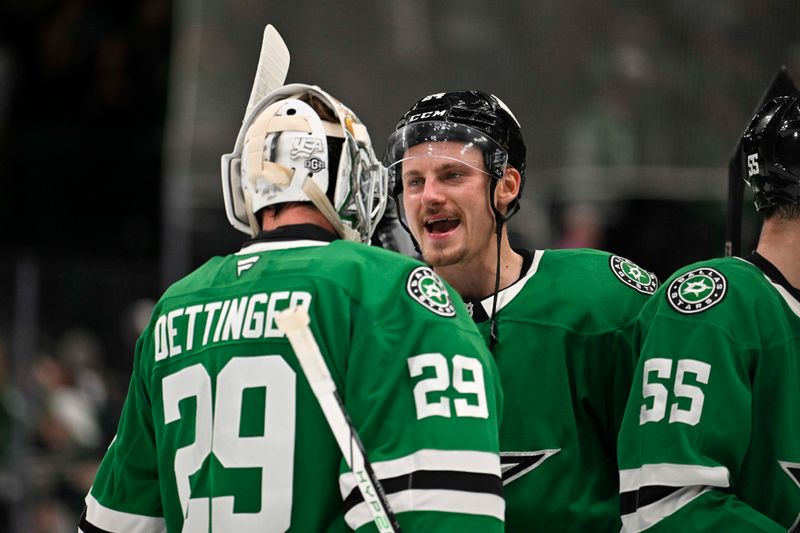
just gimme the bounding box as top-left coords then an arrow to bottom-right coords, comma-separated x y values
741,91 -> 800,210
221,83 -> 388,242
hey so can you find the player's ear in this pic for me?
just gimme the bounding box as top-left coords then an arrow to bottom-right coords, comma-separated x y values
495,166 -> 522,213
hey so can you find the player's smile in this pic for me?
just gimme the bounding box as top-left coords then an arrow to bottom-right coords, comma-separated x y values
424,215 -> 461,238
399,141 -> 498,268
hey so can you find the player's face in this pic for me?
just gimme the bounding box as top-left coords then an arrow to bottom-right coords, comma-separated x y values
400,142 -> 496,268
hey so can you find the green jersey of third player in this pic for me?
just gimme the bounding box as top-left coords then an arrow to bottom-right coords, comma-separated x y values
464,247 -> 658,532
618,253 -> 800,532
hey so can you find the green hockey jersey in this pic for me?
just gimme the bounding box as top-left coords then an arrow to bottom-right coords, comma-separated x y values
463,248 -> 658,532
80,225 -> 504,533
617,253 -> 800,532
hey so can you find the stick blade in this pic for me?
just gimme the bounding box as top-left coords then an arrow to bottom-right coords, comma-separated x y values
245,24 -> 290,115
758,66 -> 798,107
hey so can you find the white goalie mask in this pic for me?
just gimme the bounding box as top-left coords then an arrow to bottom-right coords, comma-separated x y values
221,83 -> 388,242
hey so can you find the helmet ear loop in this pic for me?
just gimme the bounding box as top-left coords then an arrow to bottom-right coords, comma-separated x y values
243,190 -> 262,237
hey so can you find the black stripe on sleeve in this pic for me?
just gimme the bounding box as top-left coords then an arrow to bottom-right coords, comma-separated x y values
343,470 -> 503,514
620,485 -> 681,515
78,506 -> 113,533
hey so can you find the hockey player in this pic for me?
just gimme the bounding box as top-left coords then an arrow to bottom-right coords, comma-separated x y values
78,83 -> 505,532
385,90 -> 658,532
616,94 -> 800,531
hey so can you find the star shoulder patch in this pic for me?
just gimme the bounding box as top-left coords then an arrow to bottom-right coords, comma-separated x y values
667,267 -> 727,314
610,255 -> 659,295
406,266 -> 456,317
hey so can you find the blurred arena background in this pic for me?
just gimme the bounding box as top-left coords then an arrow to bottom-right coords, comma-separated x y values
0,1 -> 798,530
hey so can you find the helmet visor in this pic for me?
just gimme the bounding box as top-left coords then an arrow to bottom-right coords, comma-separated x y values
385,121 -> 509,194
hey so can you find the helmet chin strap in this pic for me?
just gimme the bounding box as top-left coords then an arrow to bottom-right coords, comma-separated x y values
488,183 -> 503,349
487,178 -> 520,349
243,192 -> 261,237
302,177 -> 361,241
242,167 -> 363,242
243,164 -> 295,237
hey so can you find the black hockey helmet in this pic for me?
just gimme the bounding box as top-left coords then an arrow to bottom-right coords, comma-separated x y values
385,90 -> 527,202
741,91 -> 800,210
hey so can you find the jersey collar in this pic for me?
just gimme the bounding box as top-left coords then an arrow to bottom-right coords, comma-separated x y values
238,224 -> 338,255
465,249 -> 543,323
746,251 -> 800,303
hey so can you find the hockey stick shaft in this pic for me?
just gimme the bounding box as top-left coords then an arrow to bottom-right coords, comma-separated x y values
275,306 -> 402,533
725,65 -> 797,256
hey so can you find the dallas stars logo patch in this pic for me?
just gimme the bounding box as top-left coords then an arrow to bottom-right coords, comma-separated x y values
667,267 -> 727,314
610,255 -> 659,295
779,461 -> 800,532
501,449 -> 560,485
406,266 -> 456,317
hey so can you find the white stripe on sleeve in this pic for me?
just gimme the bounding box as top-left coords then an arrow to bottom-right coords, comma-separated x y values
619,463 -> 729,492
84,493 -> 166,533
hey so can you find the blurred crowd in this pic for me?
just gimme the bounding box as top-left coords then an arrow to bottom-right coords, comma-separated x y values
0,1 -> 169,529
0,299 -> 153,532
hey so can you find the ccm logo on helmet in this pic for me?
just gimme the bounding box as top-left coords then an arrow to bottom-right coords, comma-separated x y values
747,153 -> 760,177
407,109 -> 447,123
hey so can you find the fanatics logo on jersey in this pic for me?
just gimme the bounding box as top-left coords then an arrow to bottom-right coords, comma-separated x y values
237,256 -> 260,277
406,266 -> 456,317
610,256 -> 659,295
667,267 -> 727,314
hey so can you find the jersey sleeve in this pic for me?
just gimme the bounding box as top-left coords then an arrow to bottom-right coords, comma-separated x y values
617,291 -> 784,532
337,268 -> 504,532
80,332 -> 167,533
